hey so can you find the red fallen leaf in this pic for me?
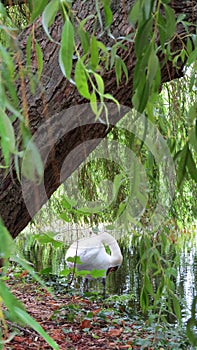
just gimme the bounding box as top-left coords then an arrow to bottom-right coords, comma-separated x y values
80,319 -> 91,329
108,328 -> 123,337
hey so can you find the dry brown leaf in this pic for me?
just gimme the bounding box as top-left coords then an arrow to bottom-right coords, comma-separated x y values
80,319 -> 91,329
108,328 -> 123,337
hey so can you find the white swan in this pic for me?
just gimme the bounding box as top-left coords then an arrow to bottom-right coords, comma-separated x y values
65,232 -> 123,294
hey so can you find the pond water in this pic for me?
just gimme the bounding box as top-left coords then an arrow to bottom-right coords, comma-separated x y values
16,228 -> 197,324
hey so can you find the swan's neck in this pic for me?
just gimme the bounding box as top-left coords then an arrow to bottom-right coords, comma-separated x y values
98,233 -> 122,266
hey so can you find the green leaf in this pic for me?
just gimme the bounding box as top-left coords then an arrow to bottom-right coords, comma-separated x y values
147,50 -> 159,85
59,212 -> 71,222
187,317 -> 197,346
59,19 -> 75,80
187,148 -> 197,182
59,268 -> 70,277
128,0 -> 140,27
177,143 -> 189,188
144,274 -> 154,296
189,122 -> 197,153
172,294 -> 181,320
135,18 -> 153,57
91,269 -> 106,278
115,56 -> 122,86
0,44 -> 15,76
34,233 -> 62,248
0,108 -> 15,166
75,59 -> 90,99
102,0 -> 113,28
132,80 -> 150,113
94,73 -> 104,95
35,40 -> 43,80
90,35 -> 99,70
62,196 -> 77,209
76,269 -> 90,277
186,48 -> 197,66
121,58 -> 128,84
90,90 -> 97,114
1,67 -> 18,107
78,27 -> 90,55
0,220 -> 15,260
30,0 -> 48,22
15,307 -> 59,349
78,14 -> 94,54
26,35 -> 31,71
42,0 -> 59,41
158,12 -> 167,48
133,44 -> 151,89
110,44 -> 117,69
103,93 -> 120,109
163,4 -> 176,40
0,281 -> 25,323
66,256 -> 82,264
22,141 -> 44,183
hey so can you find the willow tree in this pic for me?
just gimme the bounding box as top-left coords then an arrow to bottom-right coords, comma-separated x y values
0,0 -> 196,239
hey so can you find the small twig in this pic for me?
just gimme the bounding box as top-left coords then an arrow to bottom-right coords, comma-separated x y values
7,320 -> 37,336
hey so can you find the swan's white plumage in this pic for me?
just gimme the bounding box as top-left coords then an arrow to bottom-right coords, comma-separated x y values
65,232 -> 123,279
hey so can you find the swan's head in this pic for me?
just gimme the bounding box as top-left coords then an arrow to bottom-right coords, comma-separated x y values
106,265 -> 120,276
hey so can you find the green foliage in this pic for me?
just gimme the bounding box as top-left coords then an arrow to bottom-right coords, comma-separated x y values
186,296 -> 197,346
134,228 -> 186,325
0,0 -> 197,347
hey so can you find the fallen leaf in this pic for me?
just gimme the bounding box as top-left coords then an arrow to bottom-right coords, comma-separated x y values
93,308 -> 101,315
108,328 -> 123,337
80,319 -> 91,329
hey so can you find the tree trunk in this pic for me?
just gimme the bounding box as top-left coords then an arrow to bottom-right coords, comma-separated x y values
0,1 -> 196,238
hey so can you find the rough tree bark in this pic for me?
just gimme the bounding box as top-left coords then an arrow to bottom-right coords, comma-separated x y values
0,1 -> 196,239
